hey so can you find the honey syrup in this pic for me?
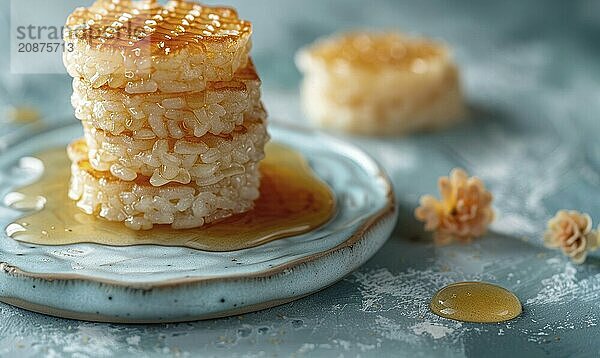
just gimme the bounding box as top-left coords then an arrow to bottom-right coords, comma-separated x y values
430,282 -> 522,323
5,143 -> 335,251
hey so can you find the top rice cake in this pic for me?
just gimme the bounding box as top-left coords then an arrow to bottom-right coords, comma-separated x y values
63,0 -> 252,94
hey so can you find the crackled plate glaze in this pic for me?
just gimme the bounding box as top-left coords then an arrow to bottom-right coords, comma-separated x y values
0,120 -> 396,323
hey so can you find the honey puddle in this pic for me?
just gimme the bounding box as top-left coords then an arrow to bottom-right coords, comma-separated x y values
430,282 -> 522,323
5,143 -> 335,251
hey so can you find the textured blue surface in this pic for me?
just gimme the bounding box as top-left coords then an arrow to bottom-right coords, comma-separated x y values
1,0 -> 600,356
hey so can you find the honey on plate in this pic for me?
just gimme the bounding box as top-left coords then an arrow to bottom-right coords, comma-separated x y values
430,282 -> 522,323
5,143 -> 335,251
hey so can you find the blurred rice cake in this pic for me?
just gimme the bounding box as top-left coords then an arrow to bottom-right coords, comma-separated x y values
296,32 -> 466,136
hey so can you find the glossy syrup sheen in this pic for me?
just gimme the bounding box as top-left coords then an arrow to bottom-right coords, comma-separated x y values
5,143 -> 335,251
66,0 -> 251,52
430,282 -> 522,323
308,32 -> 447,70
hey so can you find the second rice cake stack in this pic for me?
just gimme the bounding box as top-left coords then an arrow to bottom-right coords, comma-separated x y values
296,32 -> 465,136
63,0 -> 269,230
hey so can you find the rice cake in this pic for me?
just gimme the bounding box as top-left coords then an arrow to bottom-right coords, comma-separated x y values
82,115 -> 268,186
72,61 -> 262,137
296,32 -> 466,136
68,138 -> 260,230
63,0 -> 252,94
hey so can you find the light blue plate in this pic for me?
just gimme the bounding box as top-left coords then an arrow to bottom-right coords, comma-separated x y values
0,120 -> 396,323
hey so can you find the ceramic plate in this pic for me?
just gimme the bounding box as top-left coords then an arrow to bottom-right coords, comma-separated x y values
0,120 -> 396,323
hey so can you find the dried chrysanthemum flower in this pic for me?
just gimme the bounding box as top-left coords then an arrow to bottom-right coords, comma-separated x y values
415,168 -> 494,244
544,210 -> 599,264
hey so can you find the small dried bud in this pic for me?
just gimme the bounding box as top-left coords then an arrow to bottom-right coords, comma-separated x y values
415,168 -> 494,244
544,210 -> 599,264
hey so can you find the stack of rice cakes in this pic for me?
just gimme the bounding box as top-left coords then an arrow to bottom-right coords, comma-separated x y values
63,0 -> 269,230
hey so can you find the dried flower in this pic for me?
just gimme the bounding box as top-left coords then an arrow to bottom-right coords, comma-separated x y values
544,210 -> 599,264
415,168 -> 494,244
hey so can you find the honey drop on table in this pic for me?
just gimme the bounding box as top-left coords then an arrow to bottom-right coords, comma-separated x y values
430,282 -> 522,323
5,143 -> 336,252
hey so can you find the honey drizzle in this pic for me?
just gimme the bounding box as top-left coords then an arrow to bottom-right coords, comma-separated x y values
310,32 -> 446,70
5,143 -> 335,252
66,0 -> 251,52
430,282 -> 522,323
